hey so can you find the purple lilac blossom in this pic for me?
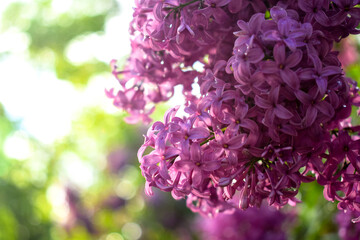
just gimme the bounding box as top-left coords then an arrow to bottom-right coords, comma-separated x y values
196,206 -> 293,240
111,0 -> 360,222
337,210 -> 360,240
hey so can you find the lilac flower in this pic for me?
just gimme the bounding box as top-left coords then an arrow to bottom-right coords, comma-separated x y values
295,87 -> 335,127
170,119 -> 210,148
228,0 -> 267,14
141,145 -> 180,180
330,131 -> 360,171
337,210 -> 360,240
261,43 -> 302,90
114,0 -> 360,222
184,99 -> 212,126
263,16 -> 307,51
331,0 -> 360,25
196,206 -> 294,240
174,143 -> 221,187
234,13 -> 265,47
196,0 -> 231,24
298,0 -> 330,26
211,128 -> 246,158
255,86 -> 294,124
297,58 -> 343,96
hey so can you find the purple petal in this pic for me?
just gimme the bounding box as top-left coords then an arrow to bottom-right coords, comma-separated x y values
213,8 -> 231,23
105,88 -> 115,98
255,95 -> 272,109
347,151 -> 360,173
314,11 -> 329,26
274,104 -> 294,119
153,3 -> 164,22
315,101 -> 334,117
142,154 -> 160,167
248,13 -> 265,33
260,61 -> 278,74
265,109 -> 276,124
280,68 -> 300,90
295,90 -> 311,105
280,124 -> 298,136
298,68 -> 315,80
239,119 -> 259,133
171,132 -> 185,143
250,0 -> 266,12
164,106 -> 179,124
284,38 -> 297,51
298,0 -> 313,12
278,18 -> 291,36
270,6 -> 287,22
164,147 -> 181,159
237,20 -> 249,33
216,0 -> 232,7
309,53 -> 322,72
316,76 -> 328,95
201,161 -> 221,171
286,50 -> 303,68
159,160 -> 171,180
321,66 -> 342,76
350,8 -> 360,19
263,30 -> 281,41
152,121 -> 165,131
228,134 -> 246,149
247,47 -> 265,63
168,123 -> 181,132
190,143 -> 201,161
155,134 -> 167,152
304,106 -> 318,127
274,43 -> 286,64
192,168 -> 203,186
174,160 -> 194,172
269,85 -> 280,103
189,127 -> 210,140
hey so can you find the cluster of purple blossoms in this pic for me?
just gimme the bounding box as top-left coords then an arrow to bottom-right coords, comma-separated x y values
111,0 -> 360,221
337,210 -> 360,240
196,206 -> 293,240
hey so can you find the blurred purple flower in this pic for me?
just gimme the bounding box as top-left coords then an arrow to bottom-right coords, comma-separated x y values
196,206 -> 294,240
106,148 -> 132,174
101,195 -> 126,210
337,210 -> 360,240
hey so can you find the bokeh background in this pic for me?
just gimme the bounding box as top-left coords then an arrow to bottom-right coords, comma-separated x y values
0,1 -> 359,239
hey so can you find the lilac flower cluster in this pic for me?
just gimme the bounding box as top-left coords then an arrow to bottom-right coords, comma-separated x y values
112,0 -> 360,220
337,210 -> 360,240
196,206 -> 293,240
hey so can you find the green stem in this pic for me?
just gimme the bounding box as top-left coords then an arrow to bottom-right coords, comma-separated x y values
165,0 -> 202,18
200,135 -> 215,146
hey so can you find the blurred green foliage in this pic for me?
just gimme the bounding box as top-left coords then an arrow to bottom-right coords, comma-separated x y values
1,0 -> 117,86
